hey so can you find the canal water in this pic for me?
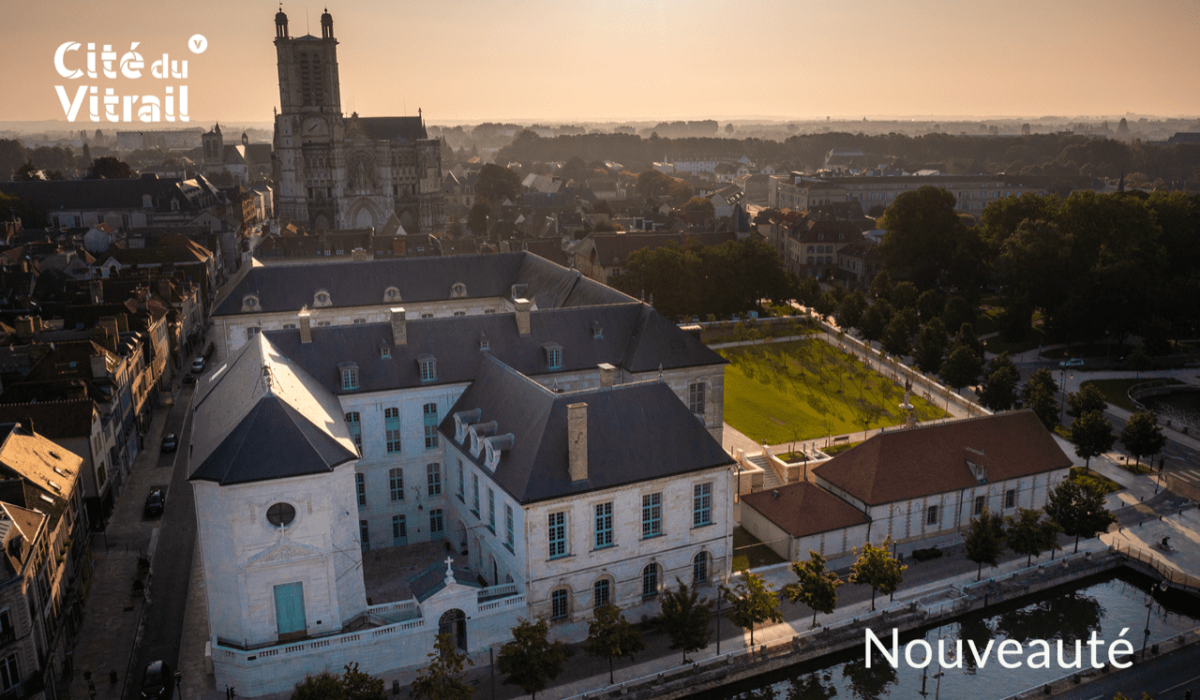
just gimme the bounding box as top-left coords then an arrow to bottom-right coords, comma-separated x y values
700,571 -> 1200,700
1142,391 -> 1200,435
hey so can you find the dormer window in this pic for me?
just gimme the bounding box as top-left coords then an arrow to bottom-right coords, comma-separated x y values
592,322 -> 603,340
241,294 -> 259,313
380,346 -> 391,360
484,434 -> 513,471
384,286 -> 401,303
450,282 -> 467,299
314,289 -> 332,308
417,354 -> 437,383
543,343 -> 563,371
479,333 -> 490,352
339,362 -> 359,391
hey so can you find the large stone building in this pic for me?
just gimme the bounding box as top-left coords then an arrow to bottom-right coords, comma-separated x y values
271,9 -> 445,233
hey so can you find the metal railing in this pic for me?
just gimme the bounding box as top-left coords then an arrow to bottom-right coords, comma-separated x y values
1110,539 -> 1200,594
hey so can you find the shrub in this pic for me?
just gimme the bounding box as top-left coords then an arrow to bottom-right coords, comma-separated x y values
910,547 -> 943,562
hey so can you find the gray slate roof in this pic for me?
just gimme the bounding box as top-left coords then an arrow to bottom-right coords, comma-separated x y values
439,355 -> 732,504
263,303 -> 724,395
354,117 -> 428,143
212,252 -> 632,316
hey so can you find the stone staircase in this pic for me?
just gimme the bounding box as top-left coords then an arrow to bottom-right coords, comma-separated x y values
746,454 -> 783,490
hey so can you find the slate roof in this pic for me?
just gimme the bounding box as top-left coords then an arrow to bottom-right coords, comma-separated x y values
264,302 -> 724,395
741,481 -> 868,538
0,401 -> 95,440
438,355 -> 733,504
812,411 -> 1072,506
189,335 -> 357,486
212,252 -> 633,316
408,563 -> 479,603
0,174 -> 208,212
354,117 -> 428,143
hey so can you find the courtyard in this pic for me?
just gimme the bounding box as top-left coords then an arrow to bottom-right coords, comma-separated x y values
720,338 -> 949,445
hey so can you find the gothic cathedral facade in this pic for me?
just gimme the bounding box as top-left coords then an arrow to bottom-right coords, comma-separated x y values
272,9 -> 445,232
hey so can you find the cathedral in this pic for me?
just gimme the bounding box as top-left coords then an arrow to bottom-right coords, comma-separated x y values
272,8 -> 445,232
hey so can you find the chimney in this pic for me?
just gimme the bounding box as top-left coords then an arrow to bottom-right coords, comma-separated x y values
156,277 -> 172,299
352,248 -> 367,262
298,308 -> 312,344
514,298 -> 531,336
567,402 -> 587,482
390,307 -> 407,346
598,363 -> 616,388
98,316 -> 120,343
89,354 -> 108,379
89,279 -> 104,304
14,316 -> 35,335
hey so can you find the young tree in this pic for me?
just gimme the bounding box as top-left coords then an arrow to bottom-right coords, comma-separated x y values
1022,368 -> 1061,430
782,551 -> 844,629
1044,478 -> 1116,553
979,351 -> 1021,411
585,604 -> 646,684
848,538 -> 906,611
1071,410 -> 1116,471
1120,410 -> 1167,468
293,671 -> 346,700
964,509 -> 1006,580
1005,508 -> 1063,566
659,578 -> 711,664
720,572 -> 783,646
497,618 -> 567,700
940,344 -> 982,393
341,663 -> 387,700
912,318 -> 948,375
410,634 -> 475,700
1067,384 -> 1108,417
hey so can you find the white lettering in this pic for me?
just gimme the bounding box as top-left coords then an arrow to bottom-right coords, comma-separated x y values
1027,640 -> 1052,669
54,85 -> 87,121
997,639 -> 1023,669
54,42 -> 82,79
967,639 -> 995,669
905,640 -> 932,669
1109,628 -> 1134,669
120,43 -> 143,79
1057,640 -> 1082,669
864,629 -> 899,669
1087,630 -> 1105,668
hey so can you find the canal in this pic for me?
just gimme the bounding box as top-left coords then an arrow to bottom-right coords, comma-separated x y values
699,571 -> 1200,700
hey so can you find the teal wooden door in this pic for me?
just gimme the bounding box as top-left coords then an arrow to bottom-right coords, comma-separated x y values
274,582 -> 306,636
393,515 -> 408,546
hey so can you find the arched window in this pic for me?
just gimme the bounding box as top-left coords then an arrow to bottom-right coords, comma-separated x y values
593,578 -> 611,609
551,588 -> 569,620
641,563 -> 659,598
693,552 -> 709,584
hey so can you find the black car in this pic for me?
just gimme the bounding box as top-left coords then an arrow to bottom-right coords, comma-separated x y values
182,374 -> 196,385
144,489 -> 166,518
141,659 -> 173,699
161,433 -> 178,453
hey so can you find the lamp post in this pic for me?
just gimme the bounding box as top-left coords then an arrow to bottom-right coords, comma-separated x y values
1059,367 -> 1068,424
1142,580 -> 1170,660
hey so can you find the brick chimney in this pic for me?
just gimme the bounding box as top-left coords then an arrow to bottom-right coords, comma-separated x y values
14,316 -> 36,335
390,307 -> 407,346
298,308 -> 312,344
514,298 -> 532,336
567,402 -> 587,482
598,363 -> 616,388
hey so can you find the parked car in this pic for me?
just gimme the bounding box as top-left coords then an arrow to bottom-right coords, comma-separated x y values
182,374 -> 196,385
161,433 -> 178,453
141,659 -> 173,699
144,488 -> 166,518
191,356 -> 206,373
1058,358 -> 1085,369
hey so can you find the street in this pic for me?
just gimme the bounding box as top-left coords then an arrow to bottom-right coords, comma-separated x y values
1048,643 -> 1200,700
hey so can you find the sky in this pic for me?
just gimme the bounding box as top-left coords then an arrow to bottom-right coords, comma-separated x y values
3,0 -> 1200,126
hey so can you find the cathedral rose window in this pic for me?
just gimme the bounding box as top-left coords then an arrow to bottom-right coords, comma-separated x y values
267,502 -> 297,527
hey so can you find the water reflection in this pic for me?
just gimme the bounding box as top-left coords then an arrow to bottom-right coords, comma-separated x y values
704,573 -> 1196,700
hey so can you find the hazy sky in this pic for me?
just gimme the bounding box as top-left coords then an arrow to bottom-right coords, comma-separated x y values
4,0 -> 1200,125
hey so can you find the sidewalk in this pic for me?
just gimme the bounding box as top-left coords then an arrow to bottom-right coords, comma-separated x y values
66,395 -> 175,700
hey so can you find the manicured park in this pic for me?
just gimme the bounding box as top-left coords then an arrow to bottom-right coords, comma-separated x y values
720,339 -> 949,445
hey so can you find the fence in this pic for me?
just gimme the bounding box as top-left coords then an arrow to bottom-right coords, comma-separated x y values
1110,539 -> 1200,594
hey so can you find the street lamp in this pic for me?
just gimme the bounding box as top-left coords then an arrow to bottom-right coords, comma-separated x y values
1142,580 -> 1170,660
1059,367 -> 1068,424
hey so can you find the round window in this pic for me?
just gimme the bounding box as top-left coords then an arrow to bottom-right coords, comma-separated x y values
266,502 -> 296,527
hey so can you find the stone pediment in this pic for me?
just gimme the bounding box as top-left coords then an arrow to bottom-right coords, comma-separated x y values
242,540 -> 324,570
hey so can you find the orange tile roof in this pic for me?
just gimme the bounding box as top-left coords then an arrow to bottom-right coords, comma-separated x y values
812,411 -> 1072,506
742,481 -> 868,538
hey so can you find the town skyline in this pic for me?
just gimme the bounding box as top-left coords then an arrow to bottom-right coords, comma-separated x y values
2,0 -> 1200,125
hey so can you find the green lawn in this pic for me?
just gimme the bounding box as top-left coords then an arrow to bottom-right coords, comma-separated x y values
1070,467 -> 1122,495
720,339 -> 949,444
1079,378 -> 1183,412
823,441 -> 863,457
732,526 -> 786,571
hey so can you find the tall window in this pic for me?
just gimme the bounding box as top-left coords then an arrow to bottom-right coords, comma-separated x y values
392,515 -> 407,540
472,474 -> 480,514
341,366 -> 358,391
0,652 -> 16,692
457,460 -> 465,500
642,563 -> 659,597
551,588 -> 568,620
355,473 -> 366,507
359,520 -> 370,551
593,579 -> 610,609
389,468 -> 404,502
345,412 -> 362,455
688,382 -> 706,415
505,504 -> 514,550
419,357 -> 437,382
693,483 -> 713,527
594,502 -> 613,549
693,551 -> 709,584
974,495 -> 985,516
548,512 -> 566,559
926,505 -> 938,525
430,509 -> 444,537
427,463 -> 442,496
642,493 -> 662,538
1005,489 -> 1015,508
488,489 -> 496,531
384,407 -> 401,453
423,403 -> 439,449
546,346 -> 562,370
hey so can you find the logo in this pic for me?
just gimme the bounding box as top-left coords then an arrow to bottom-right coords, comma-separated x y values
53,38 -> 204,123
